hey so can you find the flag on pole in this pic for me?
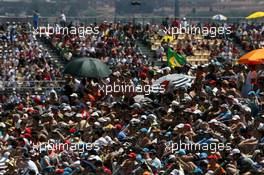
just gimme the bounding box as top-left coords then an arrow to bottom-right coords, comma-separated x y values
167,48 -> 186,68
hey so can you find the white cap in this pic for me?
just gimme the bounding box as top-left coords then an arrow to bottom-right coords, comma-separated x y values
257,123 -> 264,131
233,98 -> 239,105
63,106 -> 71,111
0,122 -> 6,128
86,101 -> 91,106
168,154 -> 176,160
104,135 -> 115,145
91,112 -> 99,117
230,148 -> 240,155
76,113 -> 83,118
94,137 -> 108,147
162,67 -> 171,72
88,155 -> 102,162
140,115 -> 147,120
232,115 -> 240,121
148,114 -> 157,120
130,103 -> 141,109
105,117 -> 111,122
70,93 -> 78,98
244,106 -> 251,113
131,118 -> 141,124
98,117 -> 107,123
94,122 -> 101,127
176,123 -> 184,129
208,119 -> 218,124
193,109 -> 202,115
171,100 -> 179,107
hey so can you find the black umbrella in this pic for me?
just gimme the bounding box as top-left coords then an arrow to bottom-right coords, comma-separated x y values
63,57 -> 112,78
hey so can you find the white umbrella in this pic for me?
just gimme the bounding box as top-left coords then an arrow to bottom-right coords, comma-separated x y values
212,14 -> 227,21
153,74 -> 195,91
157,29 -> 166,37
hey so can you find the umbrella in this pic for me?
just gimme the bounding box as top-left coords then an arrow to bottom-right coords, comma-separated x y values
246,12 -> 264,19
162,35 -> 174,42
238,48 -> 264,65
63,57 -> 112,78
212,14 -> 227,21
153,74 -> 195,91
157,29 -> 166,37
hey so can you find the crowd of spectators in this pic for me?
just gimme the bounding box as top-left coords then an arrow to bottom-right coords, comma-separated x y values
0,22 -> 64,96
0,18 -> 264,175
234,22 -> 264,51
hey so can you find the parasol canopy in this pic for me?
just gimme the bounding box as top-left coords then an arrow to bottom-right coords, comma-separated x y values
63,57 -> 112,78
238,48 -> 264,65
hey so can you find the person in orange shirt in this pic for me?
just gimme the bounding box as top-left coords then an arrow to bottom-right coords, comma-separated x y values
207,154 -> 226,175
83,85 -> 102,106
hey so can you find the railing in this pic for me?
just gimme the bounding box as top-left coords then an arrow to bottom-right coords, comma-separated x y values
0,16 -> 262,26
0,80 -> 66,94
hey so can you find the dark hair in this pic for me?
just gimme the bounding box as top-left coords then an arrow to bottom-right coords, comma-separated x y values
28,169 -> 36,175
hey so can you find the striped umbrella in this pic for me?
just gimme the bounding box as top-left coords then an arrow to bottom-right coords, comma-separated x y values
171,76 -> 194,89
153,74 -> 195,91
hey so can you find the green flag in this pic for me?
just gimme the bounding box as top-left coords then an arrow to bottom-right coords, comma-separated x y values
167,48 -> 186,68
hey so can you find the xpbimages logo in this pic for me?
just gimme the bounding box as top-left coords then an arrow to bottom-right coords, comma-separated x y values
165,141 -> 232,154
163,24 -> 232,38
32,140 -> 100,153
34,24 -> 99,37
98,82 -> 165,95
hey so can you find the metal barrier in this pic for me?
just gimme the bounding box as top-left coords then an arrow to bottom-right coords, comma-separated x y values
0,16 -> 260,26
0,80 -> 66,87
0,80 -> 66,94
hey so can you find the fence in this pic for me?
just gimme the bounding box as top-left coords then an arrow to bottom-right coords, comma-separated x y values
0,80 -> 66,94
0,16 -> 260,26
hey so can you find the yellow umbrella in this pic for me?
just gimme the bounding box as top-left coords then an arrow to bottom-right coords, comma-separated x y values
162,35 -> 174,42
246,11 -> 264,19
238,48 -> 264,65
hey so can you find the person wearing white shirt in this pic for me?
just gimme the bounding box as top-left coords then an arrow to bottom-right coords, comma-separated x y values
60,12 -> 66,27
20,153 -> 39,175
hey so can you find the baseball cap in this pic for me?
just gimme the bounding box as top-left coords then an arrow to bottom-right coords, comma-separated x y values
220,104 -> 228,108
117,131 -> 126,140
63,106 -> 71,111
142,148 -> 150,153
130,103 -> 141,109
232,115 -> 241,121
199,152 -> 208,159
184,123 -> 192,130
208,119 -> 218,124
70,93 -> 78,98
176,123 -> 184,129
171,100 -> 179,107
128,152 -> 136,159
140,115 -> 147,120
177,149 -> 186,156
140,128 -> 148,133
0,122 -> 6,128
230,148 -> 240,155
88,155 -> 102,162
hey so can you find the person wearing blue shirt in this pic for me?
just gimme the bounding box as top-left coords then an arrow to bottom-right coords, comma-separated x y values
215,104 -> 232,122
33,10 -> 39,30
